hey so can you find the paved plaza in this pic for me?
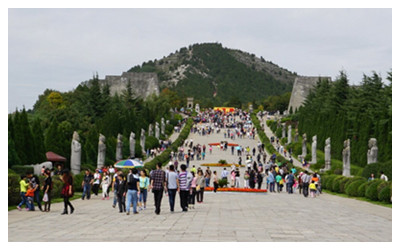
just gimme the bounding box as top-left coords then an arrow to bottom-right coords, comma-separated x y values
8,119 -> 392,242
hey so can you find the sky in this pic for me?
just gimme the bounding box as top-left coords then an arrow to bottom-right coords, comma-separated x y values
7,8 -> 392,112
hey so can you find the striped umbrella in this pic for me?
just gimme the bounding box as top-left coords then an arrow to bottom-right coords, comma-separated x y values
114,159 -> 144,168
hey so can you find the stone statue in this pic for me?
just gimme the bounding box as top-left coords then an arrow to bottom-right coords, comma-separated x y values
148,124 -> 153,137
97,134 -> 106,169
129,132 -> 135,158
70,131 -> 81,175
342,139 -> 351,177
294,129 -> 299,143
195,103 -> 200,113
140,128 -> 146,153
116,133 -> 123,161
282,123 -> 286,138
324,137 -> 331,171
302,133 -> 307,157
367,138 -> 378,164
166,120 -> 170,125
288,125 -> 292,144
155,122 -> 160,139
161,118 -> 165,135
311,135 -> 317,164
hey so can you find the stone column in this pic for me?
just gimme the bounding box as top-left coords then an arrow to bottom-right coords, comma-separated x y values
129,132 -> 135,158
311,135 -> 317,164
116,133 -> 123,161
282,123 -> 286,138
324,137 -> 331,171
342,139 -> 351,177
288,125 -> 292,144
367,138 -> 378,164
97,134 -> 106,169
70,131 -> 81,175
140,129 -> 146,154
148,124 -> 153,137
161,118 -> 165,135
301,133 -> 307,157
155,122 -> 160,140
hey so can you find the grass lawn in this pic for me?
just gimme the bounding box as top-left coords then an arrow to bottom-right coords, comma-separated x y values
323,190 -> 392,208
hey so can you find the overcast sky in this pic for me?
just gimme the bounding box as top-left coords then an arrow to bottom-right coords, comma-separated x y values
8,8 -> 392,112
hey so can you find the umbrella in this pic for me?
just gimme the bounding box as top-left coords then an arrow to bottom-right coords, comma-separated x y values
114,159 -> 144,168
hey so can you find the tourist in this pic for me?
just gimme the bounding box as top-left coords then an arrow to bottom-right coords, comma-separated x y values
178,164 -> 192,212
54,164 -> 63,175
234,168 -> 240,188
189,170 -> 197,209
93,169 -> 101,196
101,172 -> 110,200
249,169 -> 256,189
60,170 -> 74,215
309,181 -> 317,198
139,170 -> 150,210
167,165 -> 179,212
27,172 -> 42,211
286,171 -> 295,194
301,171 -> 311,198
150,162 -> 166,215
298,172 -> 303,194
368,173 -> 375,181
81,169 -> 94,200
196,169 -> 205,203
213,171 -> 219,193
275,173 -> 283,192
256,170 -> 263,189
25,183 -> 35,211
230,169 -> 236,187
111,170 -> 120,208
380,171 -> 388,181
311,173 -> 319,195
205,167 -> 211,187
116,174 -> 126,213
42,169 -> 52,212
244,170 -> 250,188
125,168 -> 140,215
17,175 -> 29,211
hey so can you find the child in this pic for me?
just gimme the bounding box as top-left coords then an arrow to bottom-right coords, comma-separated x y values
293,179 -> 299,193
309,181 -> 317,198
17,175 -> 29,211
101,174 -> 110,200
25,183 -> 35,211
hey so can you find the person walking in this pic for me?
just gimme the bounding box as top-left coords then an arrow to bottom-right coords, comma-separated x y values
27,173 -> 42,211
196,169 -> 205,203
178,164 -> 192,212
257,170 -> 263,189
125,169 -> 140,215
81,169 -> 93,200
205,167 -> 211,187
150,162 -> 167,215
167,165 -> 179,212
301,171 -> 311,198
189,171 -> 197,209
60,170 -> 74,215
116,174 -> 126,213
17,175 -> 29,211
213,171 -> 219,193
101,172 -> 110,200
42,169 -> 52,212
138,170 -> 150,210
286,172 -> 295,194
92,169 -> 101,196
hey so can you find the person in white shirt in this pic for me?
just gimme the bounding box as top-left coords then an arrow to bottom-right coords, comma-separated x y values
380,171 -> 388,181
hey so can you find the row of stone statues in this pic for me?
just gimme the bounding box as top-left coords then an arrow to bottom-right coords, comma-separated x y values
70,119 -> 169,174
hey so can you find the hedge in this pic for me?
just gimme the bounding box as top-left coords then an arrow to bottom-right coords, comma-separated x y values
365,179 -> 384,201
362,161 -> 392,181
378,186 -> 392,203
343,176 -> 365,191
10,165 -> 34,175
339,177 -> 352,193
345,179 -> 367,197
331,176 -> 346,193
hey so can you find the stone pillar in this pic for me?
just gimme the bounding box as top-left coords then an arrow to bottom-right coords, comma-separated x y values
155,122 -> 160,140
288,125 -> 292,144
195,103 -> 200,113
311,135 -> 317,164
367,138 -> 378,164
70,131 -> 81,175
342,139 -> 351,177
161,118 -> 165,135
140,129 -> 146,154
97,134 -> 106,169
301,133 -> 307,157
148,124 -> 153,137
294,130 -> 299,143
324,137 -> 331,171
116,133 -> 123,161
129,132 -> 135,158
282,123 -> 286,138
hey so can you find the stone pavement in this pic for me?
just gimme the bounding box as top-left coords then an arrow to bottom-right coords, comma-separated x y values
8,118 -> 392,242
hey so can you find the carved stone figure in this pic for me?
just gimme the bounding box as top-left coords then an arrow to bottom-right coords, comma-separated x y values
97,134 -> 106,169
161,118 -> 165,135
294,129 -> 299,143
70,131 -> 81,175
195,103 -> 200,113
311,135 -> 317,164
302,133 -> 307,157
342,139 -> 351,177
116,133 -> 123,161
140,129 -> 146,153
282,123 -> 286,138
155,122 -> 160,139
324,137 -> 331,171
129,132 -> 135,158
288,125 -> 292,144
148,124 -> 153,137
166,120 -> 170,125
367,138 -> 378,164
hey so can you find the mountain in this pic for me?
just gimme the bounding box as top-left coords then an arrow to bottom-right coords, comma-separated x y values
128,43 -> 297,107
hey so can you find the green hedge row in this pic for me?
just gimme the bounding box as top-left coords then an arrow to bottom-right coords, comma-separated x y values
320,174 -> 391,203
144,118 -> 193,170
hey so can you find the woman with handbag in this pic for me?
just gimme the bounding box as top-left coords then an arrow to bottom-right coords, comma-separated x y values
42,169 -> 52,212
196,169 -> 205,203
188,170 -> 197,209
60,170 -> 74,215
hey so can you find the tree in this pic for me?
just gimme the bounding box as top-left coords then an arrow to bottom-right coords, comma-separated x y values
31,118 -> 46,163
13,108 -> 35,164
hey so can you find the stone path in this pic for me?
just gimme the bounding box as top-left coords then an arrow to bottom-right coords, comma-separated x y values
8,118 -> 392,242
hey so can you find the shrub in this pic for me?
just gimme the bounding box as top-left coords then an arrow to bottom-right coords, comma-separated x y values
365,179 -> 384,201
73,173 -> 84,193
339,177 -> 352,193
218,178 -> 228,187
51,178 -> 64,199
377,181 -> 391,194
276,128 -> 282,138
10,165 -> 34,175
344,176 -> 365,191
357,182 -> 369,197
323,175 -> 337,190
362,161 -> 392,180
331,176 -> 346,192
345,179 -> 367,197
8,173 -> 20,206
333,168 -> 343,175
145,136 -> 160,150
218,159 -> 227,164
378,186 -> 392,203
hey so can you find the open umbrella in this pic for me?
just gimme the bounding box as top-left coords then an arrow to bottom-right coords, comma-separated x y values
114,159 -> 144,168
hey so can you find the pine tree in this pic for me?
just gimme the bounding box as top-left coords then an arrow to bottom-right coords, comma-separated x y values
31,118 -> 46,163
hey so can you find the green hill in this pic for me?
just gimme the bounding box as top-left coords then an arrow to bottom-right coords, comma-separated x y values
128,43 -> 296,107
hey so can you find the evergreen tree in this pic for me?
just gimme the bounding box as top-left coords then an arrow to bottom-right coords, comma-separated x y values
13,108 -> 35,164
31,118 -> 46,163
8,131 -> 20,167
